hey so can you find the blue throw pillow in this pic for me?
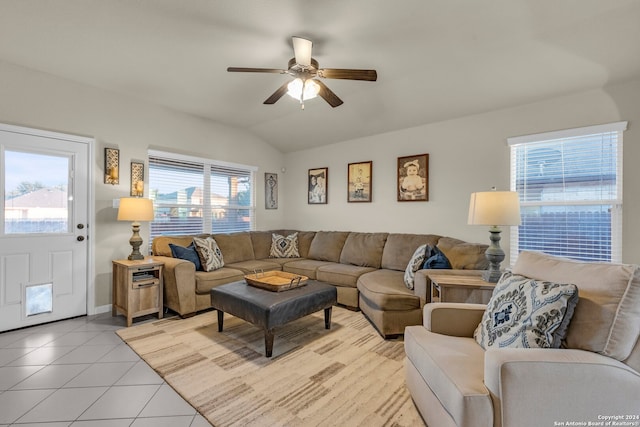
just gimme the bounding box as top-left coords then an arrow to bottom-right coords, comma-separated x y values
169,243 -> 202,271
423,246 -> 452,269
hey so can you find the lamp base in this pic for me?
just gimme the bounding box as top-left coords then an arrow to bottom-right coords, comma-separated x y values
128,252 -> 145,261
482,269 -> 503,283
128,222 -> 145,261
483,226 -> 505,283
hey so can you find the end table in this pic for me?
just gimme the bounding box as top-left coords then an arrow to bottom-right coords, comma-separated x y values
112,257 -> 164,326
428,274 -> 496,304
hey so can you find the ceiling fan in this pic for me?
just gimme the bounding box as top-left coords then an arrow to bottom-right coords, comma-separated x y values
227,36 -> 377,109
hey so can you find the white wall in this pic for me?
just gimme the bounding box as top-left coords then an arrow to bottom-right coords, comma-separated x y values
284,78 -> 640,265
2,57 -> 638,313
0,60 -> 286,311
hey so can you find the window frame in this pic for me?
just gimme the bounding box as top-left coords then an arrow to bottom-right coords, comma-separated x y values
148,150 -> 257,243
508,121 -> 627,264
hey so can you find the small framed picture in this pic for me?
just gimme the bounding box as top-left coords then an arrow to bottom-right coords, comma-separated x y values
348,161 -> 372,202
130,161 -> 144,196
397,153 -> 429,201
308,167 -> 328,204
265,172 -> 278,209
104,147 -> 119,185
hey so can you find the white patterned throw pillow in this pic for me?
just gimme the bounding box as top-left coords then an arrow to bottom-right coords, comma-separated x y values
269,233 -> 300,258
474,272 -> 579,349
404,244 -> 431,290
193,237 -> 224,272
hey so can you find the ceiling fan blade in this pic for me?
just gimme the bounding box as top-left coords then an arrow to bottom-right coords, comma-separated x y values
318,68 -> 377,81
263,81 -> 290,105
227,67 -> 286,74
314,80 -> 343,108
292,36 -> 312,67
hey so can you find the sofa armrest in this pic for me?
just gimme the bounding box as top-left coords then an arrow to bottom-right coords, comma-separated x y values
423,302 -> 486,337
154,255 -> 197,316
414,269 -> 485,305
485,348 -> 640,427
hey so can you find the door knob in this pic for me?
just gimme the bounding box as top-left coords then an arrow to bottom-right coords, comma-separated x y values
77,236 -> 85,242
77,224 -> 84,229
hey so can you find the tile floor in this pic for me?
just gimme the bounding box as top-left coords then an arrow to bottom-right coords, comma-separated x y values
0,313 -> 211,426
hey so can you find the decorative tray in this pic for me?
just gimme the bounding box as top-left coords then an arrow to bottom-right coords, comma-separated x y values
244,271 -> 308,292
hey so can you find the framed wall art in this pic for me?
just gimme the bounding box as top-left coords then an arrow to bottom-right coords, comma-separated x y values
265,172 -> 278,209
347,161 -> 372,202
130,161 -> 144,196
104,147 -> 119,185
308,167 -> 328,204
397,153 -> 429,201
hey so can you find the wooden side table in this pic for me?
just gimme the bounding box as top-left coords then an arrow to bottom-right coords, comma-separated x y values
112,257 -> 164,326
428,274 -> 496,304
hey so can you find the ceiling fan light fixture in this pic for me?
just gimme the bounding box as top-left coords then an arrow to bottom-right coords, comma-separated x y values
287,78 -> 319,101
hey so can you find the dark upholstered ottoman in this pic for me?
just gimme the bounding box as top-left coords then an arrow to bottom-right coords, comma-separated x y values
210,280 -> 337,357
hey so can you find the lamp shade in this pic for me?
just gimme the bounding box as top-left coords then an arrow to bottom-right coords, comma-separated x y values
117,198 -> 154,222
468,191 -> 521,226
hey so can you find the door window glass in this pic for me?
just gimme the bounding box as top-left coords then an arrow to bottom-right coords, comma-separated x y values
4,150 -> 70,234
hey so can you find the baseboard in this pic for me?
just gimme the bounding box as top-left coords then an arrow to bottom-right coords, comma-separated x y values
92,304 -> 112,315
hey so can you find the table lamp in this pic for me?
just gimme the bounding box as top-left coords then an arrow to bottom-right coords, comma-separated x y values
468,189 -> 521,282
117,197 -> 154,260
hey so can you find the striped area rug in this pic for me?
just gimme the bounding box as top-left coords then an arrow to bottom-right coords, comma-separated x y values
116,306 -> 425,427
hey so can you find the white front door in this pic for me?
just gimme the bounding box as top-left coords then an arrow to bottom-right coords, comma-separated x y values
0,124 -> 91,332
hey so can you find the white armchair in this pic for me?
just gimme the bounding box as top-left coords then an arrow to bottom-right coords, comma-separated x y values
405,251 -> 640,427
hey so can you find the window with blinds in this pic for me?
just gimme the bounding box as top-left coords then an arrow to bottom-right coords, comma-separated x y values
508,121 -> 626,264
148,151 -> 256,247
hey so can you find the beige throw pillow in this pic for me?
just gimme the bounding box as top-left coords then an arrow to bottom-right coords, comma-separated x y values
193,237 -> 224,272
269,233 -> 300,258
404,244 -> 430,290
474,272 -> 579,349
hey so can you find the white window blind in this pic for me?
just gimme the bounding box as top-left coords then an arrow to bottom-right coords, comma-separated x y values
148,151 -> 256,247
508,121 -> 626,264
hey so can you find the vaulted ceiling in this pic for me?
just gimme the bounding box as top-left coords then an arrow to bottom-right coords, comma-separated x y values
1,1 -> 639,152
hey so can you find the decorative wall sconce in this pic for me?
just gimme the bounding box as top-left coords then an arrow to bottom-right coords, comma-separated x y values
104,148 -> 119,185
130,161 -> 144,196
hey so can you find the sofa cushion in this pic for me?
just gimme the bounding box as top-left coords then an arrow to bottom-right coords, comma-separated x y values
281,230 -> 316,258
194,268 -> 244,294
225,259 -> 282,275
307,231 -> 350,262
269,232 -> 300,258
316,263 -> 376,288
250,231 -> 274,260
339,232 -> 388,268
512,251 -> 640,361
404,326 -> 493,427
282,259 -> 334,280
212,232 -> 255,265
169,243 -> 202,271
152,234 -> 208,257
474,272 -> 579,349
404,244 -> 431,289
437,237 -> 489,270
358,269 -> 421,311
381,234 -> 441,271
193,237 -> 225,272
258,257 -> 304,267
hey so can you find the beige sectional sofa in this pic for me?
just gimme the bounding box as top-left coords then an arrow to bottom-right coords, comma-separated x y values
151,230 -> 488,336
